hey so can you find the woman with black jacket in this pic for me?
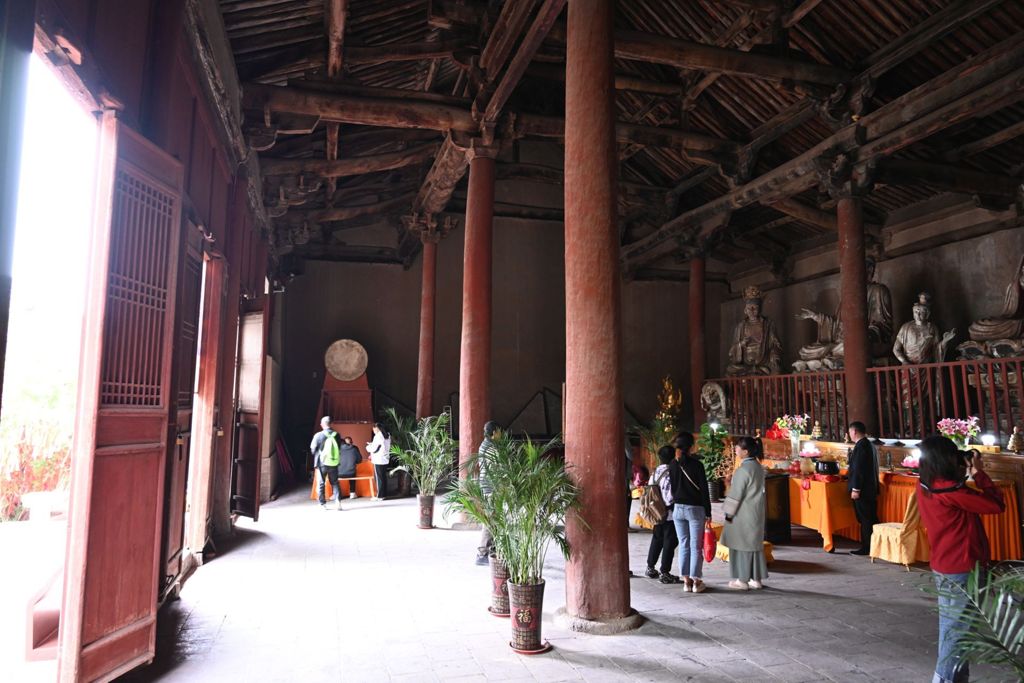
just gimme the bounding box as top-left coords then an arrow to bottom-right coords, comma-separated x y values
669,432 -> 713,593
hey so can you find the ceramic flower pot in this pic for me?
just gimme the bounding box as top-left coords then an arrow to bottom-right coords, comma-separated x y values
508,580 -> 551,654
417,494 -> 434,528
488,555 -> 510,617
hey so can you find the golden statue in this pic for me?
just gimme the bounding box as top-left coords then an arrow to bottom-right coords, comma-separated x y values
655,375 -> 683,429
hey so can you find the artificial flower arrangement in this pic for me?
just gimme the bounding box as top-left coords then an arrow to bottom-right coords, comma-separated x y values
765,424 -> 788,440
775,413 -> 811,436
900,453 -> 920,468
937,416 -> 980,449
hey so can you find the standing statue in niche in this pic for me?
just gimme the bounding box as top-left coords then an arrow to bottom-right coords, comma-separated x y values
893,292 -> 956,365
960,255 -> 1024,359
726,286 -> 782,376
893,292 -> 955,434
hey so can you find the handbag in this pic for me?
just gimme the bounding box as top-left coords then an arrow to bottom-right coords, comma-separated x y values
702,520 -> 716,563
638,471 -> 669,526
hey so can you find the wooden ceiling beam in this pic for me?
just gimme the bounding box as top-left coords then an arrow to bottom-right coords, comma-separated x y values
621,36 -> 1024,268
290,244 -> 404,264
876,159 -> 1021,199
526,63 -> 682,96
326,0 -> 347,76
479,0 -> 539,79
770,198 -> 837,230
480,0 -> 566,125
344,39 -> 470,65
612,30 -> 851,85
413,135 -> 470,215
707,0 -> 780,12
289,193 -> 417,222
945,119 -> 1024,161
260,141 -> 439,176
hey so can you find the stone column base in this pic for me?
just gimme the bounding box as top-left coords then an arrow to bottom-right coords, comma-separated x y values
553,607 -> 644,635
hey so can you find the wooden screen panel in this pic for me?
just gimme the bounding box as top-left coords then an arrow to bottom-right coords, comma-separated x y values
176,230 -> 203,407
231,308 -> 265,520
99,165 -> 176,407
61,120 -> 183,683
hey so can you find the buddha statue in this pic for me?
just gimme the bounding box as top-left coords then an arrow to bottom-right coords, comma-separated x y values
893,292 -> 956,365
726,286 -> 782,376
792,259 -> 893,372
961,256 -> 1024,358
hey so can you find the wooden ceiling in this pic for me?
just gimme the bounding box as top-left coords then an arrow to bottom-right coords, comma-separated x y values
216,0 -> 1024,279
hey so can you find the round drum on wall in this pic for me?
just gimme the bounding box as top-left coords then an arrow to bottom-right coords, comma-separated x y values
325,339 -> 368,381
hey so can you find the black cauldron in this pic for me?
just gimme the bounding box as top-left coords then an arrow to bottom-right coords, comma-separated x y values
814,460 -> 840,475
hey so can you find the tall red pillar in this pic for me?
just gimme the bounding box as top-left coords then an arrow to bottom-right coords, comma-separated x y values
689,255 -> 707,428
416,232 -> 438,418
837,196 -> 874,434
458,147 -> 496,474
561,0 -> 637,630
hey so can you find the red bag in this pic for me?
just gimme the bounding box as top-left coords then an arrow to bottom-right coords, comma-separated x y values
702,521 -> 716,563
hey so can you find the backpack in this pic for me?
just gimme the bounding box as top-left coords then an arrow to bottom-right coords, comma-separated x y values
321,432 -> 340,467
638,470 -> 669,526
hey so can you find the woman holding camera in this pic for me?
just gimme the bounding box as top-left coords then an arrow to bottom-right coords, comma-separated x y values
917,437 -> 1005,683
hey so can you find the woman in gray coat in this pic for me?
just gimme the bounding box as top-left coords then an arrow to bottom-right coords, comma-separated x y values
720,436 -> 768,590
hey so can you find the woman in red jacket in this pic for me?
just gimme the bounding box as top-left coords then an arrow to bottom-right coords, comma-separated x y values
917,436 -> 1005,683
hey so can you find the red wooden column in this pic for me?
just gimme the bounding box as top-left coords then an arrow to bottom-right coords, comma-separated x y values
689,255 -> 707,428
837,196 -> 874,434
416,230 -> 439,418
560,0 -> 639,631
458,144 -> 496,474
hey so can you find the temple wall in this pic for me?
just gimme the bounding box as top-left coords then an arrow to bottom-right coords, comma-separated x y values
280,168 -> 726,457
717,224 -> 1024,376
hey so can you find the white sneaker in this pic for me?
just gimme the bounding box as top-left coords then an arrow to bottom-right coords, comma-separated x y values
335,500 -> 343,511
748,579 -> 763,589
349,493 -> 357,499
728,579 -> 749,590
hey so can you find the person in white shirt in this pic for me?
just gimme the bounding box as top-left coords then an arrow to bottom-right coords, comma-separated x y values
366,422 -> 392,500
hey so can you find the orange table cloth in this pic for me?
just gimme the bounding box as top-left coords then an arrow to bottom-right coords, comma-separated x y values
788,477 -> 858,552
788,473 -> 1022,560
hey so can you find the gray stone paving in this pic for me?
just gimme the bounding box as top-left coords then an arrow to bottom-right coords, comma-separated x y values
119,486 -> 1014,682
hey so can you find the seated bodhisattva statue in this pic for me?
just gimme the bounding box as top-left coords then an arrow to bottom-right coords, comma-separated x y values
960,256 -> 1024,359
726,286 -> 782,376
792,259 -> 893,372
893,292 -> 956,365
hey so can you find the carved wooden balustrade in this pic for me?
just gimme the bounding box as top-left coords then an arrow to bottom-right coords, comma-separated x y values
709,356 -> 1024,442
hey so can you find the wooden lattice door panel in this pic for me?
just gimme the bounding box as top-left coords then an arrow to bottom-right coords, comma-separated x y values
231,305 -> 265,520
60,119 -> 183,683
162,224 -> 204,589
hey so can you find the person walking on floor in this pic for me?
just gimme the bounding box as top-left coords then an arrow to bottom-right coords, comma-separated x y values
339,436 -> 362,499
669,431 -> 712,593
847,421 -> 879,555
645,445 -> 680,583
475,421 -> 502,566
917,437 -> 1004,683
722,435 -> 767,589
367,422 -> 391,501
310,416 -> 344,510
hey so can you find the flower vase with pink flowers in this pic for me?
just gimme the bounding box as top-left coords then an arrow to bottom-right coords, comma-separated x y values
937,416 -> 980,450
776,414 -> 811,458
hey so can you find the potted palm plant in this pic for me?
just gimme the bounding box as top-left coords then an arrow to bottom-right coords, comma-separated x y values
389,412 -> 455,528
446,435 -> 582,654
696,422 -> 730,501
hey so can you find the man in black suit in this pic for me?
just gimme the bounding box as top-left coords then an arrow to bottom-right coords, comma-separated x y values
847,421 -> 879,555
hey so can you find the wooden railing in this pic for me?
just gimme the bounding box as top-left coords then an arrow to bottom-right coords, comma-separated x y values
319,389 -> 374,423
711,371 -> 848,441
869,358 -> 1024,441
709,356 -> 1024,442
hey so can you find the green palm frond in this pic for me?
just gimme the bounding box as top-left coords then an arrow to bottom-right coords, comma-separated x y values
445,434 -> 583,585
389,412 -> 455,495
928,563 -> 1024,678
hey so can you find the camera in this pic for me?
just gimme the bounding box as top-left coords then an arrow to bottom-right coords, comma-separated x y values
961,449 -> 979,467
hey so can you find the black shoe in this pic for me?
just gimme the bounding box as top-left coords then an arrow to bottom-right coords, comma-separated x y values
475,555 -> 489,566
659,572 -> 681,584
644,567 -> 659,579
849,549 -> 870,556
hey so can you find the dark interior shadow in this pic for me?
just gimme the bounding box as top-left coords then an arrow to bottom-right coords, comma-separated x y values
767,558 -> 834,574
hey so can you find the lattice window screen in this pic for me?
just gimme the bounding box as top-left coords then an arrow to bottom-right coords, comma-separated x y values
237,312 -> 263,413
99,166 -> 175,406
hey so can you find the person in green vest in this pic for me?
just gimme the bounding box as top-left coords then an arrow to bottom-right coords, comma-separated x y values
311,416 -> 344,510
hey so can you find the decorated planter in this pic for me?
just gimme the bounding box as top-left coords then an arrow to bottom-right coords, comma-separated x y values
488,555 -> 510,617
508,580 -> 551,654
417,494 -> 435,528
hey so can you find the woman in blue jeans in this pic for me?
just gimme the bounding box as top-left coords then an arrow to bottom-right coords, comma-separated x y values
668,432 -> 712,592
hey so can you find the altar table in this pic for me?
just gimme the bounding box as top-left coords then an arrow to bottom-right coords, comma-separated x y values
788,473 -> 1022,560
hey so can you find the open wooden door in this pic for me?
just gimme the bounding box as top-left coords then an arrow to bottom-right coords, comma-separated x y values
230,299 -> 266,520
160,221 -> 204,595
59,115 -> 183,682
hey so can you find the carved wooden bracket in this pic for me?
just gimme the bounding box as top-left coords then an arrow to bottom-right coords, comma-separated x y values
815,153 -> 876,200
